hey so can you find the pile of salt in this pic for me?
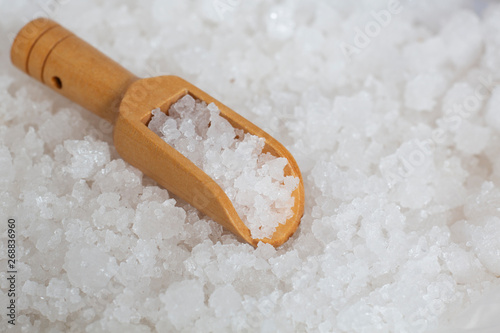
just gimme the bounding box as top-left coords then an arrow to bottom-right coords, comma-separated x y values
148,95 -> 299,239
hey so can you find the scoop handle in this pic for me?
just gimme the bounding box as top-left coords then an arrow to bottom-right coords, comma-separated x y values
10,18 -> 138,123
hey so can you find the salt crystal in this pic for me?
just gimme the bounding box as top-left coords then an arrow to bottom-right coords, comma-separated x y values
0,146 -> 14,183
22,280 -> 41,296
266,5 -> 296,40
443,245 -> 485,284
209,285 -> 242,316
470,217 -> 500,275
46,278 -> 68,299
64,244 -> 118,291
454,121 -> 490,155
149,108 -> 168,136
404,73 -> 446,111
97,192 -> 121,208
160,280 -> 206,329
63,137 -> 110,179
441,10 -> 483,70
133,199 -> 186,240
485,87 -> 500,132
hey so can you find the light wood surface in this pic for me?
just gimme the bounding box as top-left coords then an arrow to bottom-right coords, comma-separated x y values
11,18 -> 305,247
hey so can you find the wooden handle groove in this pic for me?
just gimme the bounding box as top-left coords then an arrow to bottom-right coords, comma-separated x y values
11,18 -> 139,123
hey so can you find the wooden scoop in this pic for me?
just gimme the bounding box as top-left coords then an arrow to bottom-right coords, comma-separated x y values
10,18 -> 304,247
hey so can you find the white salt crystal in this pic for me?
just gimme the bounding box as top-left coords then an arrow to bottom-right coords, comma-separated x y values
93,159 -> 143,196
442,82 -> 478,115
255,242 -> 277,259
464,181 -> 500,221
207,102 -> 218,113
22,280 -> 41,296
97,192 -> 121,208
161,118 -> 181,142
454,121 -> 490,155
470,217 -> 500,275
269,250 -> 301,279
149,108 -> 168,136
209,285 -> 242,317
46,278 -> 68,299
0,146 -> 14,183
403,37 -> 448,73
443,245 -> 485,284
133,199 -> 186,240
132,239 -> 159,268
404,73 -> 446,111
13,127 -> 44,159
266,5 -> 296,40
113,305 -> 136,324
148,94 -> 298,239
63,137 -> 110,179
485,87 -> 500,132
64,244 -> 118,291
160,280 -> 206,330
38,108 -> 89,149
441,10 -> 483,70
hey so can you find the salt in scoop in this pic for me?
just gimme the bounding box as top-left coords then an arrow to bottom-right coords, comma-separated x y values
10,18 -> 304,247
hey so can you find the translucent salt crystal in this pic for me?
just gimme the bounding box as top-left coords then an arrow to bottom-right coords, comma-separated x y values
93,159 -> 143,197
485,87 -> 500,132
161,118 -> 180,143
266,5 -> 296,40
0,146 -> 14,183
440,10 -> 483,69
149,108 -> 168,136
22,280 -> 40,296
16,127 -> 44,159
266,157 -> 288,181
97,192 -> 121,208
64,244 -> 118,290
148,95 -> 298,239
133,200 -> 186,240
404,73 -> 446,111
160,280 -> 206,330
209,285 -> 242,316
38,108 -> 88,149
113,305 -> 136,324
207,102 -> 218,112
46,278 -> 68,299
454,121 -> 490,155
464,181 -> 500,221
171,94 -> 196,116
63,137 -> 110,179
132,239 -> 159,268
269,250 -> 301,279
470,217 -> 500,275
442,82 -> 477,114
179,118 -> 196,137
443,245 -> 485,284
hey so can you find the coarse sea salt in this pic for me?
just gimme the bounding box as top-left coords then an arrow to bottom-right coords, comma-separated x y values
4,1 -> 500,332
148,94 -> 299,239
